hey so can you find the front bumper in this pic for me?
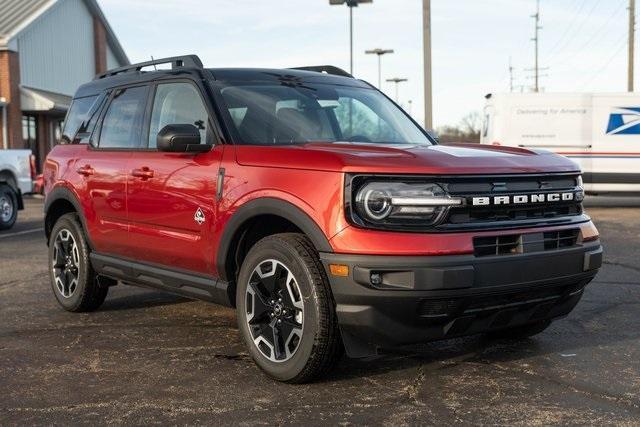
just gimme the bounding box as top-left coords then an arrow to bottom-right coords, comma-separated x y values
320,241 -> 602,357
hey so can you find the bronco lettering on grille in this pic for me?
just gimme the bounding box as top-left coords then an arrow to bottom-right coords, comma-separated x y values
471,192 -> 575,206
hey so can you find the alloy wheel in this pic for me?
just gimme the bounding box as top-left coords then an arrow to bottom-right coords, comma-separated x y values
245,259 -> 304,363
52,229 -> 80,298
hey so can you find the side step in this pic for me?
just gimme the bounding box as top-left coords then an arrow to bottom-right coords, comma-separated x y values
90,253 -> 233,307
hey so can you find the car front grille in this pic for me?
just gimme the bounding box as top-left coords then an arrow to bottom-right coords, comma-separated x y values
416,281 -> 586,319
473,228 -> 580,257
436,173 -> 585,231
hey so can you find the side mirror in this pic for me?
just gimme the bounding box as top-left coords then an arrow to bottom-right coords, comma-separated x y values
426,129 -> 440,143
157,124 -> 211,153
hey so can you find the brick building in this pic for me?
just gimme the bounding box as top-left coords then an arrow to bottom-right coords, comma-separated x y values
0,0 -> 128,170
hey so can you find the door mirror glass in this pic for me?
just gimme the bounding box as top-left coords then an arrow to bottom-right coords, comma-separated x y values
157,124 -> 211,153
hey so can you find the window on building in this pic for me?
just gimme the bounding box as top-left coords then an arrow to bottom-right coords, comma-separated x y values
22,115 -> 39,172
148,82 -> 209,148
99,86 -> 148,149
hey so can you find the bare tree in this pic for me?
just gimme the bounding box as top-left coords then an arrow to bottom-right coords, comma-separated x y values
459,111 -> 482,136
436,111 -> 482,144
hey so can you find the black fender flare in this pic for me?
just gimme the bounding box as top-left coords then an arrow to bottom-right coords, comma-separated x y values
44,186 -> 93,248
216,197 -> 333,282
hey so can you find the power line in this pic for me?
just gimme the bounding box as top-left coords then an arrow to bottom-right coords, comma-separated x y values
550,0 -> 627,69
576,32 -> 628,89
545,0 -> 606,65
544,0 -> 590,59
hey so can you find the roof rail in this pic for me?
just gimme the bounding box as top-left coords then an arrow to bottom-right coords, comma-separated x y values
95,55 -> 204,80
290,65 -> 353,78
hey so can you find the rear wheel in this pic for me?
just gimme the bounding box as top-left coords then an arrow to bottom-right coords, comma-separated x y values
236,233 -> 342,383
0,184 -> 18,230
48,213 -> 109,312
486,320 -> 552,340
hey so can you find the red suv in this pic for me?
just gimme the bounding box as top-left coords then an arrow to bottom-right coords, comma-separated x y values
43,55 -> 602,383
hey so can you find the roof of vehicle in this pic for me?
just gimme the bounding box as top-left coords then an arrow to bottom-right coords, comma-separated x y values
73,55 -> 371,98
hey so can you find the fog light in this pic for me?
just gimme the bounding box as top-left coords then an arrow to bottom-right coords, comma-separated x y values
370,272 -> 383,286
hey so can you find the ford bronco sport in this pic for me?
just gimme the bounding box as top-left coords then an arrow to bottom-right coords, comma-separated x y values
43,55 -> 602,383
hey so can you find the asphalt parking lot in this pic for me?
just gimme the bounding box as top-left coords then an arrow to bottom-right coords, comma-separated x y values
0,197 -> 639,425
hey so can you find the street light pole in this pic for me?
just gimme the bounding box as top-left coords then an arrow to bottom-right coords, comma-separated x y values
386,77 -> 408,103
349,6 -> 354,74
329,0 -> 373,75
422,0 -> 433,129
365,48 -> 394,88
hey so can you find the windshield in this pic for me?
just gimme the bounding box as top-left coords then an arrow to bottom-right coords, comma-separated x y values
217,82 -> 432,145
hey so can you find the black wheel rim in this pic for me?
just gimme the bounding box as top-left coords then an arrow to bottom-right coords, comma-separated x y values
52,229 -> 80,298
245,259 -> 304,363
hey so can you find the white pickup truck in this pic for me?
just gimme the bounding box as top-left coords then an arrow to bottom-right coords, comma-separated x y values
0,149 -> 34,229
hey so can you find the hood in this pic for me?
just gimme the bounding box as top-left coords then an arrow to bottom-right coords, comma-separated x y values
235,142 -> 580,175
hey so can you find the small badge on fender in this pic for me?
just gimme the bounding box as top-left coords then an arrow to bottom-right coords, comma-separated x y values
194,208 -> 206,225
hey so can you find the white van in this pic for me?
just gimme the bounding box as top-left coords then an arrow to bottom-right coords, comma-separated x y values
481,92 -> 640,194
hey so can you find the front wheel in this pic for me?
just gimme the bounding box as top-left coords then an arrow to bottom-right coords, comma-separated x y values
0,184 -> 18,230
236,233 -> 342,383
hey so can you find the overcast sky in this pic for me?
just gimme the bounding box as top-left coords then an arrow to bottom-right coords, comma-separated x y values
98,0 -> 635,128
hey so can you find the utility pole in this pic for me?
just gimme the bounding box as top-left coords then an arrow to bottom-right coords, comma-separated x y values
509,57 -> 515,92
422,0 -> 433,129
365,48 -> 394,88
629,0 -> 635,92
532,0 -> 541,92
386,78 -> 408,103
329,0 -> 373,75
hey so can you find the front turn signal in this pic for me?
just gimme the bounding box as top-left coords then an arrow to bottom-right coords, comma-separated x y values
581,222 -> 600,242
329,264 -> 349,277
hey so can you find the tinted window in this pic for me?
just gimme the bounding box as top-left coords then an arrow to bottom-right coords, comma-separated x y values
218,83 -> 431,145
148,82 -> 209,148
99,86 -> 148,149
61,96 -> 98,143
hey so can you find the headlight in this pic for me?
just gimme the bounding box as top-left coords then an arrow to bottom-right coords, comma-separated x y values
576,175 -> 585,201
352,181 -> 463,230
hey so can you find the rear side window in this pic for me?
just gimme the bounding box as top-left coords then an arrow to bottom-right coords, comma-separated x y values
61,95 -> 98,143
99,86 -> 148,149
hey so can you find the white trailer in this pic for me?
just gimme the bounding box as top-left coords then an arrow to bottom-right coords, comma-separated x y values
481,92 -> 640,194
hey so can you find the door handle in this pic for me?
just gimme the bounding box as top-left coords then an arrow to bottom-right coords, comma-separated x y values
131,167 -> 154,179
76,165 -> 94,176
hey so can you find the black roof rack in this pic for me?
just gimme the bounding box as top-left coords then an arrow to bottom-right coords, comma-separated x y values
95,55 -> 203,80
290,65 -> 353,78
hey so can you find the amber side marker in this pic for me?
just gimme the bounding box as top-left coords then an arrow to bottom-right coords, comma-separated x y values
329,264 -> 349,277
581,222 -> 600,242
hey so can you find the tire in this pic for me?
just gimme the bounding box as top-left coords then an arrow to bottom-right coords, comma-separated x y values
0,184 -> 18,230
486,320 -> 552,340
48,212 -> 109,312
236,233 -> 343,383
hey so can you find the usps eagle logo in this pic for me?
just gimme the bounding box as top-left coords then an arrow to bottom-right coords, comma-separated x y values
606,107 -> 640,135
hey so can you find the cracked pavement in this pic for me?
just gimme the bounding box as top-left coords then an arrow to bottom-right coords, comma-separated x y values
0,197 -> 639,425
